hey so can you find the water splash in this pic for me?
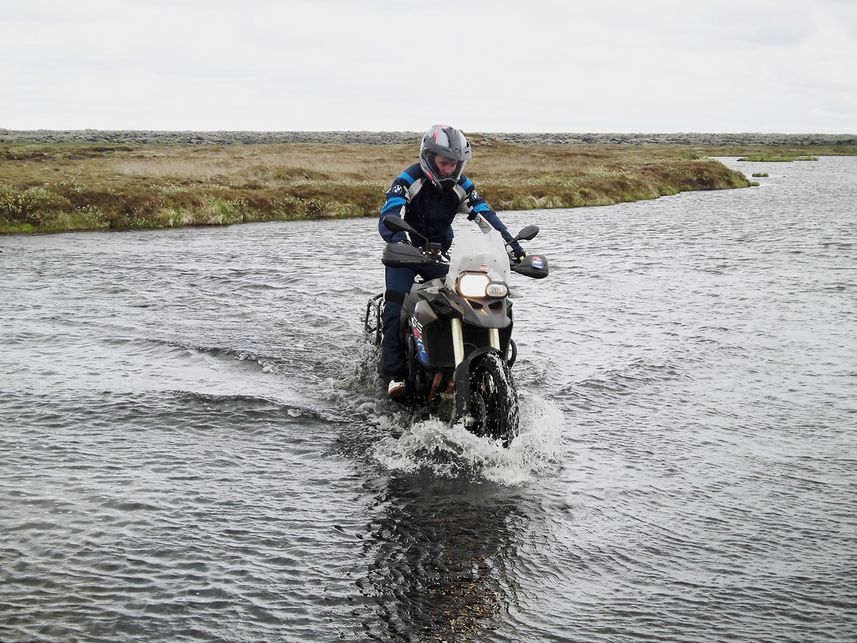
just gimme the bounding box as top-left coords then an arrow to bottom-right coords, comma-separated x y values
372,392 -> 564,486
327,341 -> 565,484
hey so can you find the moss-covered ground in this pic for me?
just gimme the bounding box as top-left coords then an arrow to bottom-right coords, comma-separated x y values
2,137 -> 851,234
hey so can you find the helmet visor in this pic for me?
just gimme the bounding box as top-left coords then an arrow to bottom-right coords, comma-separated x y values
427,153 -> 465,183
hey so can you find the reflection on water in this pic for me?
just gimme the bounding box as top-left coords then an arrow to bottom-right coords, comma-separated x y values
359,475 -> 524,641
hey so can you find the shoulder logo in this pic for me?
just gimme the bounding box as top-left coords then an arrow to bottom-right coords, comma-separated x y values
471,189 -> 480,201
390,184 -> 404,195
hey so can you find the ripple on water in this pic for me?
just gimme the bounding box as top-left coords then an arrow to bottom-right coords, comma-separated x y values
2,157 -> 857,641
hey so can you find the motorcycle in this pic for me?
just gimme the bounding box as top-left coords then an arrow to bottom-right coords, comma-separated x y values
363,213 -> 549,446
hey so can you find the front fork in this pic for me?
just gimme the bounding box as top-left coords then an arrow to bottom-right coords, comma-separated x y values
446,318 -> 503,422
451,318 -> 465,366
450,318 -> 500,368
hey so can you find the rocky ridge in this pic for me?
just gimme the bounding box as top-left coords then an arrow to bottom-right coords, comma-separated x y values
1,129 -> 855,146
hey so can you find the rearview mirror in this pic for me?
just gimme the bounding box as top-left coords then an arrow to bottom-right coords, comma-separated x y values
383,214 -> 428,244
382,214 -> 412,234
515,225 -> 539,241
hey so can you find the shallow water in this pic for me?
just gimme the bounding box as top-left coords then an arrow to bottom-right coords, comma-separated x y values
1,157 -> 856,641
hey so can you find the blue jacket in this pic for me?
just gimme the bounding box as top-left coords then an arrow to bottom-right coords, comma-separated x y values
378,164 -> 520,253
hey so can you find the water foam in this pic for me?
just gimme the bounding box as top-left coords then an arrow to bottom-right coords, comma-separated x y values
371,391 -> 564,486
326,341 -> 566,484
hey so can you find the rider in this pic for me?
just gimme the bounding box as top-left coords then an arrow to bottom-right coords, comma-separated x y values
378,124 -> 526,400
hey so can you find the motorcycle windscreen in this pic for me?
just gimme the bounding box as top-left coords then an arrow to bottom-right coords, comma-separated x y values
444,226 -> 511,290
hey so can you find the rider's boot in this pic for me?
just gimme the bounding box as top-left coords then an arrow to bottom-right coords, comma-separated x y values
387,379 -> 406,401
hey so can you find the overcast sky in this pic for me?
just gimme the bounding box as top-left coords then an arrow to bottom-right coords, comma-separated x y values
2,0 -> 855,132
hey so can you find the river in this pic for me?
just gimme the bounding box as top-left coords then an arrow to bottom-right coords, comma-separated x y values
1,157 -> 855,641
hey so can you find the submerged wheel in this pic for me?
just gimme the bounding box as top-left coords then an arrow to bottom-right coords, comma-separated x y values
468,352 -> 519,446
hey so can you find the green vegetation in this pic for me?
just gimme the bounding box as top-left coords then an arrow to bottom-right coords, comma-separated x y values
737,153 -> 819,162
0,138 -> 825,234
751,172 -> 769,177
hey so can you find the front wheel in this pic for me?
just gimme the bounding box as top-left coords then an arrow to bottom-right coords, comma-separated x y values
467,352 -> 519,446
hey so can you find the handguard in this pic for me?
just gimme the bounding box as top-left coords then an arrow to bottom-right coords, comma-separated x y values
510,253 -> 549,279
382,242 -> 436,268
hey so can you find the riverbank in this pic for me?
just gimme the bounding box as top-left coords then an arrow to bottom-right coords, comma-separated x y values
1,132 -> 854,234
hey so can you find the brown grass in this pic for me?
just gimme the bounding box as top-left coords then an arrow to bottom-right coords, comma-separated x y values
0,139 -> 763,233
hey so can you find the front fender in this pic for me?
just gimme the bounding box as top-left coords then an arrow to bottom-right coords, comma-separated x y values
453,347 -> 502,418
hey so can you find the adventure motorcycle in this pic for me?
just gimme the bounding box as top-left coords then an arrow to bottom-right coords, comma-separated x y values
364,214 -> 549,446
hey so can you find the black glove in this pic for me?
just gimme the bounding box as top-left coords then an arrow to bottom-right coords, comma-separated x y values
512,246 -> 526,263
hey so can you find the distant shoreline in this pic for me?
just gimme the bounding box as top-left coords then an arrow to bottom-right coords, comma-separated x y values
2,129 -> 856,147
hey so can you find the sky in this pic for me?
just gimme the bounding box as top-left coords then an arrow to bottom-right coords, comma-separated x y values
1,0 -> 856,133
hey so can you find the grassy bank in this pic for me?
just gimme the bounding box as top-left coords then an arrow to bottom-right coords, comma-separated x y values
0,138 -> 766,234
737,153 -> 819,162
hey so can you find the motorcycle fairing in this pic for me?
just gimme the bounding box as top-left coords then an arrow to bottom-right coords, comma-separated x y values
404,296 -> 514,369
404,282 -> 512,330
411,316 -> 430,365
409,299 -> 454,367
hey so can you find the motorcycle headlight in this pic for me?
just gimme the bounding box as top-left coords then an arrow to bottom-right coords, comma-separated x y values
457,273 -> 489,297
456,272 -> 508,298
486,282 -> 508,297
